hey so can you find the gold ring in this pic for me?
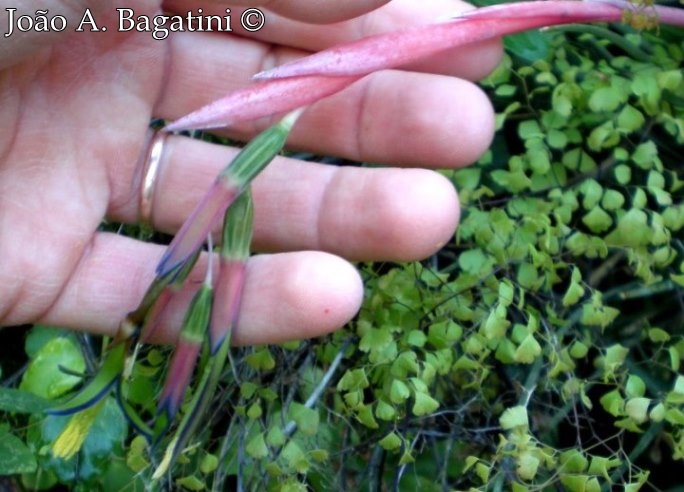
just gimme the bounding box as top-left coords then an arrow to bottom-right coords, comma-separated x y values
138,130 -> 167,225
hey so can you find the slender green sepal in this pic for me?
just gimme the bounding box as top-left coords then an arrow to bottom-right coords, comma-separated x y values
116,381 -> 154,440
155,260 -> 214,435
156,110 -> 302,278
46,342 -> 126,416
209,188 -> 253,352
138,249 -> 201,344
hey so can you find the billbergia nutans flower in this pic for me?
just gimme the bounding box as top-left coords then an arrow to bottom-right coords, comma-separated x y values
164,0 -> 684,133
153,189 -> 254,479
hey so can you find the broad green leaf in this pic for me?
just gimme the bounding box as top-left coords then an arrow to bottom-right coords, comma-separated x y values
559,449 -> 588,473
579,178 -> 603,210
625,375 -> 646,398
244,347 -> 275,371
482,304 -> 510,340
599,389 -> 624,417
0,387 -> 50,413
175,475 -> 205,491
625,397 -> 650,424
649,403 -> 665,422
412,392 -> 439,416
458,248 -> 495,276
375,399 -> 396,421
563,148 -> 597,173
514,334 -> 542,364
288,403 -> 319,436
25,326 -> 72,359
588,455 -> 620,480
616,104 -> 645,132
359,327 -> 393,353
337,368 -> 369,392
601,189 -> 625,211
0,428 -> 37,474
427,320 -> 463,349
656,69 -> 682,91
406,330 -> 427,347
614,164 -> 632,185
569,341 -> 589,359
355,403 -> 378,429
563,267 -> 585,307
20,337 -> 86,400
379,432 -> 402,451
582,207 -> 613,233
673,375 -> 684,395
517,452 -> 540,481
266,426 -> 286,447
390,379 -> 411,404
500,406 -> 528,430
632,141 -> 658,169
246,432 -> 268,459
603,344 -> 629,372
588,86 -> 626,112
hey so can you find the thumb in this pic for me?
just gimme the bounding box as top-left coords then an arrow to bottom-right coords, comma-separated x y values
0,0 -> 115,69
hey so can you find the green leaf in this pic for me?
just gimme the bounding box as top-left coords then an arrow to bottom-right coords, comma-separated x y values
614,164 -> 632,185
625,397 -> 650,424
175,475 -> 205,491
458,248 -> 495,276
559,449 -> 588,473
514,334 -> 542,364
632,141 -> 658,169
601,189 -> 625,211
25,326 -> 72,359
517,452 -> 540,481
359,327 -> 393,353
288,403 -> 319,436
412,392 -> 439,416
482,304 -> 510,340
588,86 -> 626,112
378,432 -> 402,451
0,428 -> 37,474
390,379 -> 411,404
582,206 -> 613,233
599,389 -> 624,417
563,148 -> 597,172
649,403 -> 665,422
0,387 -> 51,413
375,399 -> 396,421
246,432 -> 269,459
673,375 -> 684,395
244,347 -> 275,371
355,403 -> 378,429
579,178 -> 603,210
617,104 -> 645,133
563,267 -> 585,307
20,336 -> 86,400
625,375 -> 646,398
337,368 -> 369,392
500,406 -> 528,430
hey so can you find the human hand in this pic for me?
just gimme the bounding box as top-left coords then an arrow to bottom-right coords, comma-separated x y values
0,0 -> 501,345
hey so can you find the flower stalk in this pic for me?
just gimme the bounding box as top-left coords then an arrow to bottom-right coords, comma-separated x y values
164,0 -> 684,132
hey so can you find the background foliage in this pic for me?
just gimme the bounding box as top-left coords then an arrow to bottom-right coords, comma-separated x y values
1,6 -> 684,491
